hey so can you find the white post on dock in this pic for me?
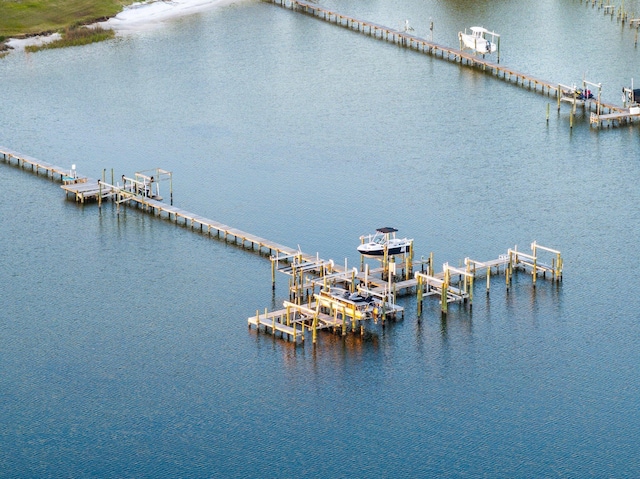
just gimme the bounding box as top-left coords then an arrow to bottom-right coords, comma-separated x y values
531,241 -> 538,286
416,273 -> 423,316
441,267 -> 449,315
364,263 -> 369,289
388,256 -> 396,298
486,261 -> 491,293
271,255 -> 276,290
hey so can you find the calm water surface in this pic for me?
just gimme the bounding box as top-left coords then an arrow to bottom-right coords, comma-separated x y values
1,0 -> 640,477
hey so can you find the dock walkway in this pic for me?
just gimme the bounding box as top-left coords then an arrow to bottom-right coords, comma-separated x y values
2,148 -> 305,259
63,178 -> 305,258
1,146 -> 88,184
266,0 -> 625,118
4,147 -> 563,346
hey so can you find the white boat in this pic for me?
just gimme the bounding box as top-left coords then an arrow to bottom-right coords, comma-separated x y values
357,227 -> 412,257
459,26 -> 498,54
622,80 -> 640,114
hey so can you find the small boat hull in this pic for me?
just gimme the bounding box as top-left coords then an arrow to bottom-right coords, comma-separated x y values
357,242 -> 411,257
357,227 -> 412,257
459,27 -> 498,55
460,33 -> 496,54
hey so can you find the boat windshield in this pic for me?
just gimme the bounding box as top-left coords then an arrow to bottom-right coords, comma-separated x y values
373,234 -> 385,244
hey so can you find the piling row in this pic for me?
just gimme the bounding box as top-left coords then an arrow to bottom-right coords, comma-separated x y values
103,186 -> 302,258
1,147 -> 87,183
584,0 -> 639,30
266,0 -> 625,118
3,147 -> 564,347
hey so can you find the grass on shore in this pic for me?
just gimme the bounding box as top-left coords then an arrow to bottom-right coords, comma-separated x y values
0,0 -> 128,38
24,24 -> 116,52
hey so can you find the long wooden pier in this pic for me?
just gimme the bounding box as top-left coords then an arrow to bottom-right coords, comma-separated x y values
1,148 -> 304,259
83,180 -> 305,258
266,0 -> 626,120
1,146 -> 89,184
3,147 -> 563,346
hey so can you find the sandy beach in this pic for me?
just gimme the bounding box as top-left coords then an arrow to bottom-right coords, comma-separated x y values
98,0 -> 239,32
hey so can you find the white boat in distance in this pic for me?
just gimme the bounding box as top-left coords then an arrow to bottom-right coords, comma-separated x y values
459,26 -> 499,54
357,227 -> 412,257
622,80 -> 640,115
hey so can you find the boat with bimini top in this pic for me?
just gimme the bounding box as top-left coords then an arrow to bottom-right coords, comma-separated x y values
357,227 -> 412,257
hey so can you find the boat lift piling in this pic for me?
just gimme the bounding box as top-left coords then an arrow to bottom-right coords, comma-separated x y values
558,80 -> 602,128
414,242 -> 562,317
2,147 -> 566,346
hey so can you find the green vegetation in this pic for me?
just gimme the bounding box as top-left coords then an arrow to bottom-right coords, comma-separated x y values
0,0 -> 127,52
0,0 -> 127,38
25,24 -> 116,52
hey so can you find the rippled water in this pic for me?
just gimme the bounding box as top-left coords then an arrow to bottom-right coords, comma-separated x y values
2,0 -> 640,477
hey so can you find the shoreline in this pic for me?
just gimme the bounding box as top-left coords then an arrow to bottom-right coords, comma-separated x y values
4,0 -> 239,53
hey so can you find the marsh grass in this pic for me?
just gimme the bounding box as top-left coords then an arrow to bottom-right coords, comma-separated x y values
0,0 -> 126,38
25,25 -> 116,52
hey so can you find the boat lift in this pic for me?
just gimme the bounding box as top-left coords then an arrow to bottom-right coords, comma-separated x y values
558,79 -> 602,110
358,227 -> 414,281
415,242 -> 562,315
558,79 -> 603,128
590,79 -> 640,126
622,79 -> 640,114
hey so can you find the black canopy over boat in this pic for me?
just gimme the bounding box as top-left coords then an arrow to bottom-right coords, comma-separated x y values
357,227 -> 412,257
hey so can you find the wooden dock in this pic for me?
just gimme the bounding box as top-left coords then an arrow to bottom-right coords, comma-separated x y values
251,241 -> 562,343
249,291 -> 405,343
3,147 -> 564,346
590,109 -> 640,127
1,146 -> 88,184
1,147 -> 307,259
63,178 -> 308,258
266,0 -> 625,119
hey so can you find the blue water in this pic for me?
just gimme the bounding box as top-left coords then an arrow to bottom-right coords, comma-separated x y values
2,0 -> 640,477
